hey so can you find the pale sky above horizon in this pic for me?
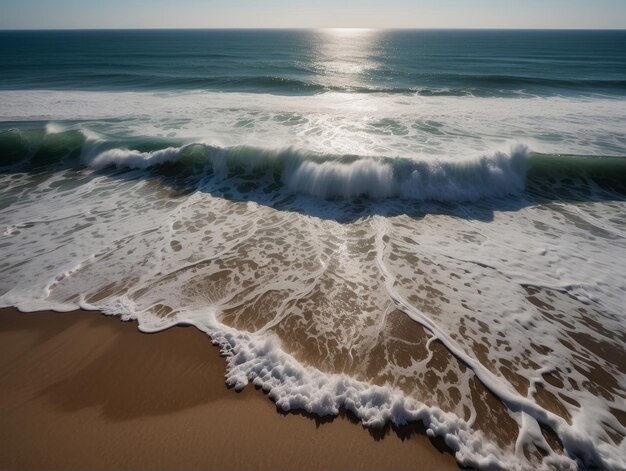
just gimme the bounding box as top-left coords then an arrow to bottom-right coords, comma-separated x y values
1,0 -> 625,30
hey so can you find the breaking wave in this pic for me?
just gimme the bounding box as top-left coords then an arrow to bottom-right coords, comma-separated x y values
3,128 -> 626,203
83,141 -> 530,202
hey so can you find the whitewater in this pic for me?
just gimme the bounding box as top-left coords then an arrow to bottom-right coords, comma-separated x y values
1,29 -> 626,471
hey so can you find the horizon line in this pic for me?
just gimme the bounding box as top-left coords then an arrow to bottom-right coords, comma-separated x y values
1,26 -> 626,32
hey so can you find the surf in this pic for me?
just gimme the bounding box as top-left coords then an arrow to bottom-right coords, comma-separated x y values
3,127 -> 626,203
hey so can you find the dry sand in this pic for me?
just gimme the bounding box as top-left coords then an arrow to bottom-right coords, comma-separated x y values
0,307 -> 459,470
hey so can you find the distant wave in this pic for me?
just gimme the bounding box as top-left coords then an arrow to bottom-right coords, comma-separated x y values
2,73 -> 624,97
442,74 -> 626,90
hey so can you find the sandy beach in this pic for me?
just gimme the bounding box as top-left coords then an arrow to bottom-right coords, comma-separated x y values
0,307 -> 458,470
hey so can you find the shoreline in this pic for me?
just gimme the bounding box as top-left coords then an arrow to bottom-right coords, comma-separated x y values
0,307 -> 459,470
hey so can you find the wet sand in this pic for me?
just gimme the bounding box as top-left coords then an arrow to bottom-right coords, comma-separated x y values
0,307 -> 459,470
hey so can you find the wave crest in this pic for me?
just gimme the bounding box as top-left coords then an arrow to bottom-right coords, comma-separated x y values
81,141 -> 530,202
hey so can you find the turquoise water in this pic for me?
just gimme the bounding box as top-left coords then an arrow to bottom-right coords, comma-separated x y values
1,29 -> 625,470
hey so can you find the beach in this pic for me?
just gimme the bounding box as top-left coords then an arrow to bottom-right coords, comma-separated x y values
0,307 -> 458,470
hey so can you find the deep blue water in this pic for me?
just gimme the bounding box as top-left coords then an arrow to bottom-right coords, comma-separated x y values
1,29 -> 626,96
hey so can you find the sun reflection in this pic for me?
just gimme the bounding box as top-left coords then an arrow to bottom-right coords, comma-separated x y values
318,28 -> 378,36
312,28 -> 382,88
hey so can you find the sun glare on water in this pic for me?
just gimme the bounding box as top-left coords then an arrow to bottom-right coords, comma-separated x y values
313,28 -> 381,83
319,28 -> 378,36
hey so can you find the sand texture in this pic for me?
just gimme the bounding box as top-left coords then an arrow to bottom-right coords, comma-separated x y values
0,307 -> 458,470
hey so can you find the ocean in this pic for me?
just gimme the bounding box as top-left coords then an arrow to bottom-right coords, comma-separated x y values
0,29 -> 625,469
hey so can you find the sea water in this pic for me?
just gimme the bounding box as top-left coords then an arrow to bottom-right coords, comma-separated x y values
0,29 -> 625,469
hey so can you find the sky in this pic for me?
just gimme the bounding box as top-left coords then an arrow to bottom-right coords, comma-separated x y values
1,0 -> 625,30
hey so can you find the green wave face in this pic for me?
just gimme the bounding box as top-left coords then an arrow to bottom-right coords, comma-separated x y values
2,128 -> 625,202
528,153 -> 626,196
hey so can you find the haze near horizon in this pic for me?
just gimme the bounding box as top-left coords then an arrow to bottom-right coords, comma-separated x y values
1,0 -> 625,30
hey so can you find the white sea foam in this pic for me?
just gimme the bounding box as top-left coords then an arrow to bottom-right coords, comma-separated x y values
1,89 -> 625,470
80,140 -> 529,202
284,145 -> 528,200
84,144 -> 190,170
1,90 -> 625,160
1,163 -> 624,469
105,302 -> 550,470
44,122 -> 65,135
